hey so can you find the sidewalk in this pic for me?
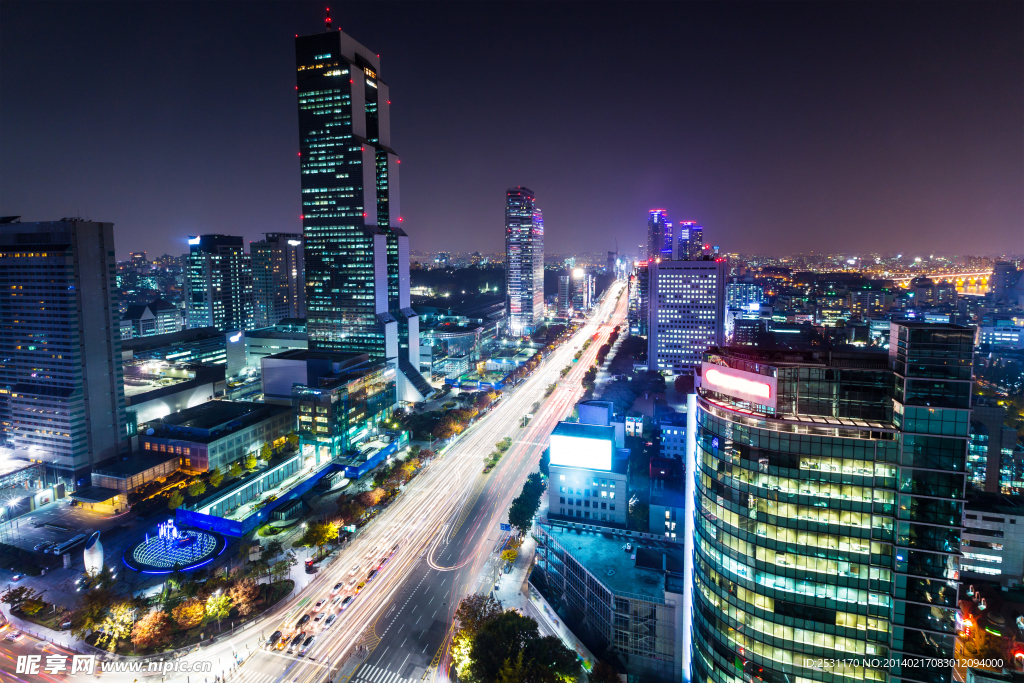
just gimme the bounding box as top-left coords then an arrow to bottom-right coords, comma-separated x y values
0,603 -> 89,652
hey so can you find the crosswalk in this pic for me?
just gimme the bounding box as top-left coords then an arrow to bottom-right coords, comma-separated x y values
232,671 -> 285,683
352,664 -> 416,683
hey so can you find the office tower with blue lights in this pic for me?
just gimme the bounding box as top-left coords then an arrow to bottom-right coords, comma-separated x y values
184,234 -> 254,332
295,23 -> 431,401
647,259 -> 726,373
648,209 -> 673,260
251,232 -> 305,327
0,218 -> 129,487
685,222 -> 703,260
505,186 -> 544,335
686,322 -> 972,683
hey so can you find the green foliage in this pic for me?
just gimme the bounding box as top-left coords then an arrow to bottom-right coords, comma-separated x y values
286,433 -> 299,449
208,467 -> 224,488
539,448 -> 550,477
465,611 -> 580,683
508,472 -> 545,535
69,586 -> 115,638
259,442 -> 273,462
204,591 -> 232,626
589,661 -> 621,682
300,521 -> 339,557
500,549 -> 518,564
229,461 -> 244,478
186,480 -> 206,497
167,491 -> 185,510
244,453 -> 258,470
544,383 -> 556,397
96,602 -> 136,651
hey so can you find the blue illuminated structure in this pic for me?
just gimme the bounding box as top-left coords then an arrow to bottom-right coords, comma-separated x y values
122,519 -> 226,574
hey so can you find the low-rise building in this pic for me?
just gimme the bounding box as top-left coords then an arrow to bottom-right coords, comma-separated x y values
548,422 -> 628,527
244,325 -> 309,368
961,496 -> 1024,587
533,525 -> 684,682
122,326 -> 247,377
120,298 -> 182,340
140,401 -> 293,473
123,361 -> 224,424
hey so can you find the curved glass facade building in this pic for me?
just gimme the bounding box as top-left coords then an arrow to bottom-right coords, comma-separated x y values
690,323 -> 972,683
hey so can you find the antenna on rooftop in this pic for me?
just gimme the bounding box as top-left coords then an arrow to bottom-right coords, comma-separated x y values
325,7 -> 332,32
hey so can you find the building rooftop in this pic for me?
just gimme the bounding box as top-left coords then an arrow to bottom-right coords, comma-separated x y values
965,493 -> 1024,518
544,525 -> 685,602
246,327 -> 309,341
122,327 -> 223,353
551,421 -> 616,442
93,452 -> 180,478
151,400 -> 289,438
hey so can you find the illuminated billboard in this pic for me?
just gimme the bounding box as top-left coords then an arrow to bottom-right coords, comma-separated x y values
701,362 -> 777,409
549,433 -> 612,471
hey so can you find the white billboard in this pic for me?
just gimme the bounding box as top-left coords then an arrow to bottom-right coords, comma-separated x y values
549,433 -> 612,471
701,362 -> 777,409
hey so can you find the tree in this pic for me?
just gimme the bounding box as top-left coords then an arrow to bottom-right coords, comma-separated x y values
187,480 -> 206,497
264,539 -> 284,560
452,594 -> 504,679
300,521 -> 338,558
167,491 -> 185,510
96,602 -> 136,652
589,661 -> 621,683
337,499 -> 367,526
205,591 -> 232,629
229,461 -> 244,478
20,598 -> 46,615
229,578 -> 261,616
244,453 -> 258,470
2,587 -> 41,611
131,610 -> 173,650
69,586 -> 115,639
500,549 -> 518,565
286,433 -> 299,449
208,467 -> 224,488
467,611 -> 580,683
259,442 -> 273,462
356,488 -> 386,508
271,552 -> 297,582
508,472 -> 545,536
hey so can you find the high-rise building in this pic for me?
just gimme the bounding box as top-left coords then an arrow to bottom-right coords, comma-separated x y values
185,235 -> 254,332
505,186 -> 544,335
251,232 -> 306,327
725,275 -> 765,310
689,325 -> 972,683
647,209 -> 672,260
0,218 -> 129,487
628,261 -> 649,337
572,268 -> 594,312
296,24 -> 431,401
647,259 -> 726,373
686,223 -> 703,260
557,275 -> 572,316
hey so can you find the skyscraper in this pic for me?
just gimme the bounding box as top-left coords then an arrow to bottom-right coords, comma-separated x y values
184,234 -> 254,332
557,275 -> 572,316
0,218 -> 129,487
251,232 -> 306,327
688,323 -> 971,683
675,221 -> 703,260
505,186 -> 544,335
647,209 -> 672,260
647,259 -> 726,373
686,223 -> 703,260
296,24 -> 431,401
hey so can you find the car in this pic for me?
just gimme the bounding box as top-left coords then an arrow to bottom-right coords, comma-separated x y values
313,612 -> 326,623
340,596 -> 353,611
331,595 -> 342,606
324,614 -> 336,628
367,569 -> 377,580
33,542 -> 51,552
348,564 -> 360,576
5,631 -> 22,642
332,582 -> 343,594
296,614 -> 310,629
287,632 -> 305,654
10,574 -> 21,582
266,631 -> 282,649
314,598 -> 326,608
276,636 -> 289,651
298,635 -> 316,657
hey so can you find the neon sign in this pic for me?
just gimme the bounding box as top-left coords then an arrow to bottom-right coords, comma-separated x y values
701,362 -> 777,409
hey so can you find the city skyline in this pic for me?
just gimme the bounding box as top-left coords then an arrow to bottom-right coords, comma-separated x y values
2,2 -> 1021,259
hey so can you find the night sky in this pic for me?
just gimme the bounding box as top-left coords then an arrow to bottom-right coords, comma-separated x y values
1,2 -> 1021,258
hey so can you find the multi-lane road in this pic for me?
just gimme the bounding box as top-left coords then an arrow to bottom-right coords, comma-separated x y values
0,281 -> 626,683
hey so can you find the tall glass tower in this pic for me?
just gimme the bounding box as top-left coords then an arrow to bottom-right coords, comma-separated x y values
647,209 -> 672,260
295,23 -> 431,401
688,323 -> 971,683
505,187 -> 544,335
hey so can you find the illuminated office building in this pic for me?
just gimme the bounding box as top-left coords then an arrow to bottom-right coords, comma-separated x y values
185,235 -> 254,332
296,24 -> 431,401
547,421 -> 627,526
0,218 -> 129,487
251,232 -> 305,327
648,209 -> 673,261
648,259 -> 726,373
505,186 -> 545,335
685,223 -> 703,260
688,321 -> 972,683
558,275 -> 572,316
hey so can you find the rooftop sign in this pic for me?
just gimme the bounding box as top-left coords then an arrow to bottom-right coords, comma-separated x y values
701,362 -> 777,410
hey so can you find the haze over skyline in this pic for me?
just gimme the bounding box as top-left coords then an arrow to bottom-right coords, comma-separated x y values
1,1 -> 1021,259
